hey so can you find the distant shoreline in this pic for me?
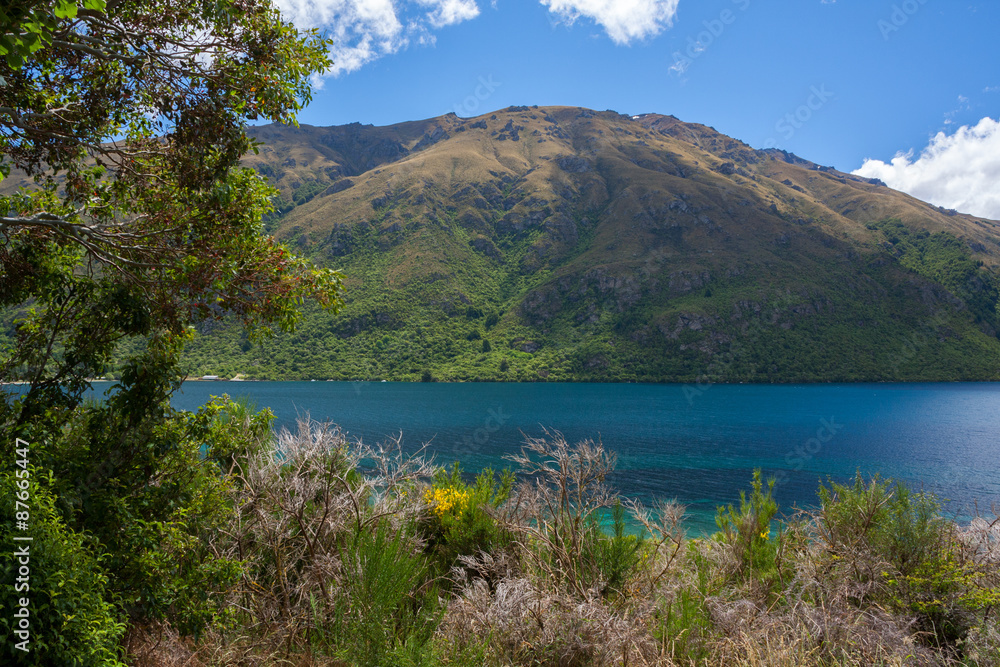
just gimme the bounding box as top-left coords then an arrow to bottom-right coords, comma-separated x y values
6,378 -> 998,387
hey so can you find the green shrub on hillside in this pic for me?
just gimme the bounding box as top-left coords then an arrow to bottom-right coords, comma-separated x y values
0,471 -> 126,666
714,469 -> 788,597
872,219 -> 1000,333
330,522 -> 441,666
420,463 -> 515,578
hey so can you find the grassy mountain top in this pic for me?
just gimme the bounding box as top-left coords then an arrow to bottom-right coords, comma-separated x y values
112,106 -> 1000,379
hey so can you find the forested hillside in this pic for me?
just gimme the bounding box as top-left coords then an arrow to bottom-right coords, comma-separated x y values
164,106 -> 1000,381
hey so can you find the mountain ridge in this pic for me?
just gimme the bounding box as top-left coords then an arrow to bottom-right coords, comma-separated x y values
145,106 -> 1000,380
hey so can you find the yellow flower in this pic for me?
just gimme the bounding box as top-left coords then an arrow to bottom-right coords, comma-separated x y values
424,485 -> 471,519
760,531 -> 769,540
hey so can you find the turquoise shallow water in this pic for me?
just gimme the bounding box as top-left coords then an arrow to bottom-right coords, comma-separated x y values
161,381 -> 1000,534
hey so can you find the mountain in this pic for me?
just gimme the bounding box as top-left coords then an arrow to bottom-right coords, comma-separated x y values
176,106 -> 1000,380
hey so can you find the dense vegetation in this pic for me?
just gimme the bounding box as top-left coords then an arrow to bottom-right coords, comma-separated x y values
9,408 -> 996,666
0,1 -> 341,664
167,217 -> 1000,383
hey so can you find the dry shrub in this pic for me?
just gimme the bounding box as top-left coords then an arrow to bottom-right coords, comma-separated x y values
629,498 -> 686,597
453,549 -> 521,586
218,415 -> 437,658
958,514 -> 1000,591
961,514 -> 1000,559
438,432 -> 673,665
438,576 -> 663,666
124,622 -> 198,667
960,622 -> 1000,666
128,425 -> 999,667
125,623 -> 340,667
695,492 -> 1000,667
503,430 -> 618,596
954,512 -> 1000,664
703,598 -> 942,666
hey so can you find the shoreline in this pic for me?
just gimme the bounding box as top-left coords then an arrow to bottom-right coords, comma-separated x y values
7,378 -> 998,386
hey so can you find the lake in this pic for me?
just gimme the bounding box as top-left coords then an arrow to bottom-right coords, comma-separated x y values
166,381 -> 1000,534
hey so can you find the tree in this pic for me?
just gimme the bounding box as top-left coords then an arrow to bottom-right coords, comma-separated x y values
1,0 -> 343,418
0,0 -> 345,654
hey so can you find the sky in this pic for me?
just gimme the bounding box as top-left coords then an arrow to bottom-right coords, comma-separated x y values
273,0 -> 1000,220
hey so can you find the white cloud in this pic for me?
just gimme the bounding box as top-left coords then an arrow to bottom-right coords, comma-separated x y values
943,94 -> 971,126
274,0 -> 480,76
540,0 -> 680,44
419,0 -> 480,27
852,117 -> 1000,221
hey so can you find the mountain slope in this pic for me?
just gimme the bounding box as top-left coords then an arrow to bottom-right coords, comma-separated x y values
178,106 -> 1000,381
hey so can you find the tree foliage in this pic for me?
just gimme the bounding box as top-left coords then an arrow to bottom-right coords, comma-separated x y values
0,469 -> 127,665
1,0 -> 344,416
0,2 -> 345,661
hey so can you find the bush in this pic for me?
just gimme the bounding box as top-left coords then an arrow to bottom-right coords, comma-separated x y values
651,585 -> 712,662
589,500 -> 646,597
714,469 -> 786,596
52,393 -> 247,636
421,463 -> 514,578
815,474 -> 978,649
504,432 -> 618,597
0,470 -> 126,666
222,416 -> 439,660
881,487 -> 976,648
329,522 -> 441,666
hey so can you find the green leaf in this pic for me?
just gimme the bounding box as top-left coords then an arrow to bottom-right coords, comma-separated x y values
53,0 -> 79,19
5,50 -> 24,69
83,0 -> 107,10
22,34 -> 45,54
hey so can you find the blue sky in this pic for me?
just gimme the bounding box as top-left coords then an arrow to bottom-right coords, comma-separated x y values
275,0 -> 1000,219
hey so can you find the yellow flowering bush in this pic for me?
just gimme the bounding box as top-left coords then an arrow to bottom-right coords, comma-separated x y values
418,464 -> 514,578
423,485 -> 472,520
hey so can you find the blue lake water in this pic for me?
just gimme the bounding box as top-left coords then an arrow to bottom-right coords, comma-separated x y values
164,381 -> 1000,534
